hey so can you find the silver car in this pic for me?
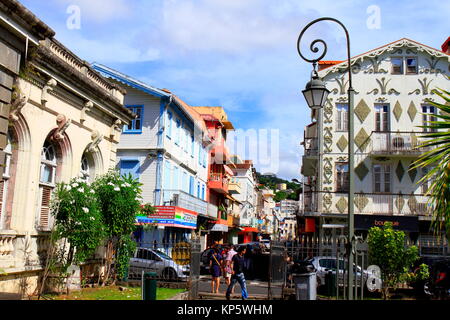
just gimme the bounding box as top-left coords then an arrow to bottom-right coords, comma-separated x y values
310,256 -> 368,287
129,247 -> 190,280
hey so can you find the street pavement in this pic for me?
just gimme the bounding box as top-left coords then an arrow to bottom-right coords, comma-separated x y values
198,275 -> 283,300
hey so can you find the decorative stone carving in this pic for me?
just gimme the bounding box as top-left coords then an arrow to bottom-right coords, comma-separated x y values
324,100 -> 333,124
52,114 -> 72,141
367,77 -> 400,95
354,99 -> 371,123
81,101 -> 93,124
421,57 -> 444,74
396,161 -> 405,182
364,57 -> 388,74
337,156 -> 348,162
355,161 -> 369,181
355,194 -> 369,212
393,101 -> 403,122
41,78 -> 58,106
322,188 -> 333,214
9,81 -> 30,122
88,130 -> 104,152
323,158 -> 333,185
336,197 -> 348,214
337,135 -> 348,152
355,128 -> 370,152
407,101 -> 418,121
324,127 -> 333,153
408,78 -> 435,95
110,119 -> 123,139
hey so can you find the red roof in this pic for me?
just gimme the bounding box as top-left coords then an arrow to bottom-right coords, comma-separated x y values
442,37 -> 450,53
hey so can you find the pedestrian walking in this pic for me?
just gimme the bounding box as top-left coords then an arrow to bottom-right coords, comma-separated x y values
226,246 -> 248,300
224,245 -> 238,293
209,247 -> 223,294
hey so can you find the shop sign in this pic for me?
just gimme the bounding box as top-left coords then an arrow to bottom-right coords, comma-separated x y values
136,206 -> 198,230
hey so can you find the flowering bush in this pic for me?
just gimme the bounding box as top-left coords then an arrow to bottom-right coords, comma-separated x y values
51,177 -> 105,264
92,171 -> 143,281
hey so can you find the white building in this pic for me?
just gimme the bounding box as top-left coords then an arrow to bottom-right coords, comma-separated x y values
300,38 -> 449,255
93,64 -> 211,246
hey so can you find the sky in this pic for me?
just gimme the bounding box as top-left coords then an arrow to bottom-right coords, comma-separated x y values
20,0 -> 450,181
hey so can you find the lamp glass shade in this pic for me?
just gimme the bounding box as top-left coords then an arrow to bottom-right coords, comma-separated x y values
302,77 -> 330,110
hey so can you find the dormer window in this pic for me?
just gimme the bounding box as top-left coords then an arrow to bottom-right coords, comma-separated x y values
406,57 -> 418,74
391,57 -> 403,74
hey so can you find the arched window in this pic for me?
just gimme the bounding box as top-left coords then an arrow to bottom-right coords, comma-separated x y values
0,134 -> 12,230
80,153 -> 91,181
38,140 -> 59,231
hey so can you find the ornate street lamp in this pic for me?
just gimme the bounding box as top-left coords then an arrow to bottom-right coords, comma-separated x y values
302,70 -> 330,110
297,17 -> 356,300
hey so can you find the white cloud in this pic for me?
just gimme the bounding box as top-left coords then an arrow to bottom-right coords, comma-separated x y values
59,0 -> 132,23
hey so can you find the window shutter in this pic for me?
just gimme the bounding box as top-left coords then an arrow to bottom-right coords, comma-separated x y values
39,186 -> 53,230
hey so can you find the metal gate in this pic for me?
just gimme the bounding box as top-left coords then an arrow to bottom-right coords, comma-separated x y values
268,236 -> 368,300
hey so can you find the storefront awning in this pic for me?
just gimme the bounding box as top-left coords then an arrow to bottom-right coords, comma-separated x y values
240,227 -> 259,233
211,224 -> 228,232
355,214 -> 419,233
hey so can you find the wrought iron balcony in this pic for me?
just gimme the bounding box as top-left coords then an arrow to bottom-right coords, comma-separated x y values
302,191 -> 433,217
369,131 -> 431,157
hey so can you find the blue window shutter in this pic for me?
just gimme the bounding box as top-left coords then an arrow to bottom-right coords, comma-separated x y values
197,182 -> 200,198
164,161 -> 171,189
120,160 -> 140,180
173,166 -> 179,190
189,176 -> 195,195
202,184 -> 205,200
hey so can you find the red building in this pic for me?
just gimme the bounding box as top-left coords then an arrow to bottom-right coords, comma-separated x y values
194,107 -> 236,245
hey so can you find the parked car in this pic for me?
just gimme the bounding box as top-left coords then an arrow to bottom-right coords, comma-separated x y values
129,247 -> 190,281
309,256 -> 369,288
410,257 -> 450,298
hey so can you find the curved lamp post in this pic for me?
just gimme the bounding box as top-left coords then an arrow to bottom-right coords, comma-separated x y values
297,17 -> 356,300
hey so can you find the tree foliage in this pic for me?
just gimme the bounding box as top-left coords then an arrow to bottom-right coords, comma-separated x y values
412,88 -> 450,239
368,222 -> 420,299
51,177 -> 105,264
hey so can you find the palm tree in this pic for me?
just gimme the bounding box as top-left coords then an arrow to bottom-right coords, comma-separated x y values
412,88 -> 450,239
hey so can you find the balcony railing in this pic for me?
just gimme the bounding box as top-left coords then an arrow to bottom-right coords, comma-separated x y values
161,189 -> 208,216
302,191 -> 433,216
228,177 -> 242,194
208,173 -> 229,194
370,132 -> 431,156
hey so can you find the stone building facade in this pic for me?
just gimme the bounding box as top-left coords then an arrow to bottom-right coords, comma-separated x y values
0,1 -> 133,296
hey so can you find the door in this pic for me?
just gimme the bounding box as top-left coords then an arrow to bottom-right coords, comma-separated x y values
373,164 -> 392,214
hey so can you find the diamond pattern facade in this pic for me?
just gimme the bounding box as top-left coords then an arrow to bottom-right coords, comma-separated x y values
355,128 -> 370,152
408,101 -> 418,121
393,101 -> 403,121
337,135 -> 348,152
354,99 -> 371,123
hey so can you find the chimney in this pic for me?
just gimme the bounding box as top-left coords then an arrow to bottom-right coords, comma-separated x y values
442,37 -> 450,54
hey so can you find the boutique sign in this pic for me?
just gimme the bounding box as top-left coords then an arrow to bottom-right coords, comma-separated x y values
355,214 -> 419,232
